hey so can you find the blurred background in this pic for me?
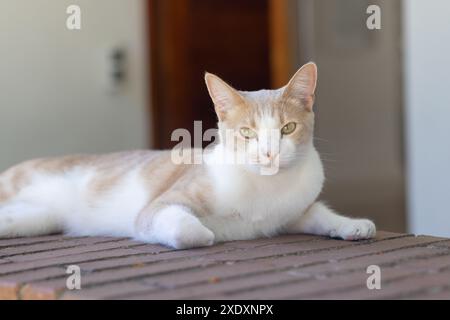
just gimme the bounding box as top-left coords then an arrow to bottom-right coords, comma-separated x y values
0,0 -> 449,236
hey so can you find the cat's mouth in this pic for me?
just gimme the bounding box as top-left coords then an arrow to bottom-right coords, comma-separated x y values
252,155 -> 281,175
258,154 -> 280,166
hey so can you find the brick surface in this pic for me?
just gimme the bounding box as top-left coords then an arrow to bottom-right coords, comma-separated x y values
0,231 -> 449,300
0,281 -> 20,300
0,235 -> 71,248
0,237 -> 121,258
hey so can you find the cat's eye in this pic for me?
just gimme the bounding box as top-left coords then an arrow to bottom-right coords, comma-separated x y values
239,127 -> 257,139
281,122 -> 297,135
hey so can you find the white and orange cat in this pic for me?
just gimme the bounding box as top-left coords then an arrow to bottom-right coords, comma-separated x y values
0,63 -> 375,249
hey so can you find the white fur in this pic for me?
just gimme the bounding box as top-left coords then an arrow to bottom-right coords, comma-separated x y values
202,142 -> 324,241
285,202 -> 376,240
136,205 -> 215,249
0,142 -> 375,247
0,62 -> 377,248
0,168 -> 149,238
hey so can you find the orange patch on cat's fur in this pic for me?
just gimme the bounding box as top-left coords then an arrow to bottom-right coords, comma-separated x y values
0,187 -> 9,202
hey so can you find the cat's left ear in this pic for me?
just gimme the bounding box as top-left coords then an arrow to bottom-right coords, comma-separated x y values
282,62 -> 317,112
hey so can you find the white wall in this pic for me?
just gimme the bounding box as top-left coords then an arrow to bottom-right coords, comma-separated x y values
297,0 -> 405,232
0,0 -> 150,172
404,0 -> 450,236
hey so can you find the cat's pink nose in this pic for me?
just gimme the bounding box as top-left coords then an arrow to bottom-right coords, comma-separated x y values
266,152 -> 272,159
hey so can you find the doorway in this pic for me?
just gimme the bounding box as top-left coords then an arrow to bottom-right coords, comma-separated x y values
148,0 -> 297,148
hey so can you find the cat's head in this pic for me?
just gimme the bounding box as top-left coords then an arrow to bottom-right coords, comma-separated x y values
205,62 -> 317,175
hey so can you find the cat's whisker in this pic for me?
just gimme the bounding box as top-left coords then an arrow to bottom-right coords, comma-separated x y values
313,136 -> 331,142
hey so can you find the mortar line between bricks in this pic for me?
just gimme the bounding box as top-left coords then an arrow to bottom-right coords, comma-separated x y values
1,233 -> 412,271
232,235 -> 415,263
1,239 -> 346,298
294,273 -> 423,300
17,284 -> 24,300
184,239 -> 450,299
288,251 -> 450,299
0,233 -> 310,252
104,233 -> 413,269
108,249 -> 449,300
1,237 -> 322,294
222,240 -> 450,299
400,283 -> 450,300
375,265 -> 450,299
0,236 -> 79,247
0,242 -> 153,271
67,236 -> 435,299
184,242 -> 450,299
33,263 -> 214,300
0,234 -> 418,296
0,237 -> 320,276
0,238 -> 132,259
35,235 -> 413,285
300,263 -> 450,300
0,236 -> 96,250
0,236 -> 128,252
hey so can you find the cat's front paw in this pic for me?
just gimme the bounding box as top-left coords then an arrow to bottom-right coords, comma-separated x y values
171,219 -> 215,249
333,219 -> 376,241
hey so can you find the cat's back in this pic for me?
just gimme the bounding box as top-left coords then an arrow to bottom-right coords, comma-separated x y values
0,150 -> 174,204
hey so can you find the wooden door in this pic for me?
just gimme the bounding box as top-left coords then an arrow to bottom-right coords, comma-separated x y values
148,0 -> 294,148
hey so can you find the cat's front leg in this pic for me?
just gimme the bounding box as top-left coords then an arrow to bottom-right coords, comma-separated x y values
285,201 -> 376,240
135,204 -> 215,249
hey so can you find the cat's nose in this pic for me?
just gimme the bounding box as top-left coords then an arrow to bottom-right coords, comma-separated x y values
263,151 -> 279,161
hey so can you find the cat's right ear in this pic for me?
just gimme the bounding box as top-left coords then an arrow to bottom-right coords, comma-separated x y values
204,72 -> 245,121
282,62 -> 317,112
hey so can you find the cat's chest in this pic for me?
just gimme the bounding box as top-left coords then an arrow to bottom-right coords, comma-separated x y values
203,151 -> 324,241
229,187 -> 301,219
202,181 -> 312,241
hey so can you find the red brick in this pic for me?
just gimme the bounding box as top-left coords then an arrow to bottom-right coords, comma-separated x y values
0,231 -> 448,300
0,281 -> 20,300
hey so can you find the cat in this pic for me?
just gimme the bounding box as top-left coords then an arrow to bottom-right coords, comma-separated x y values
0,62 -> 376,249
